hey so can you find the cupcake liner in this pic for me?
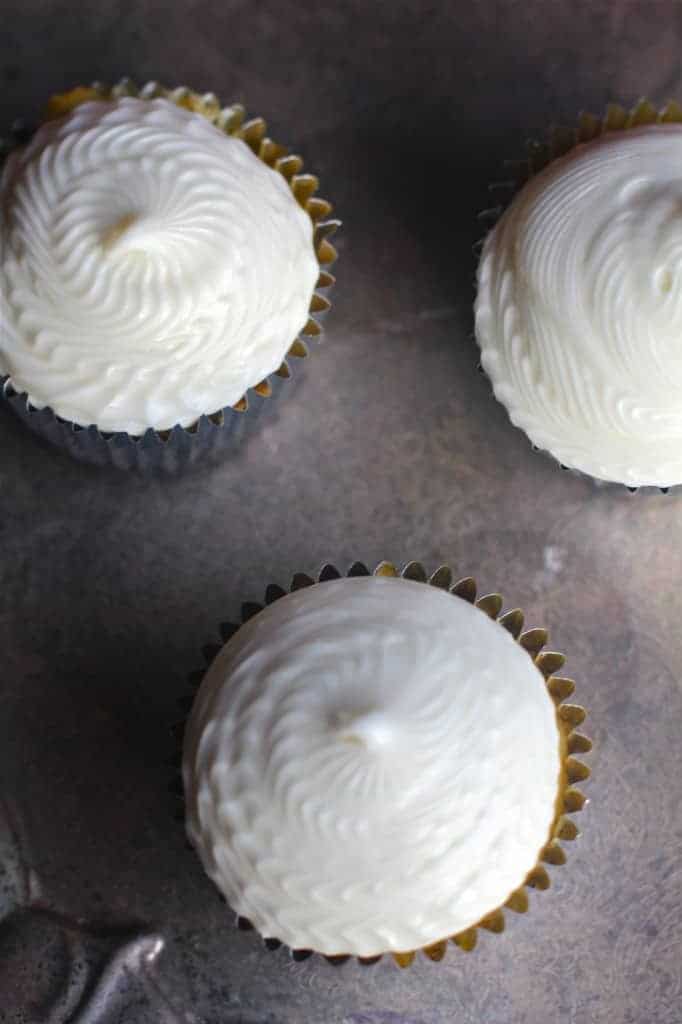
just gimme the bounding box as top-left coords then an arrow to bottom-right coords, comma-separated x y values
477,98 -> 682,495
0,78 -> 339,471
172,560 -> 591,967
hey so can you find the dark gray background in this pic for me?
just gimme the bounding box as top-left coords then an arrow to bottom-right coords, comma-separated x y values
1,2 -> 681,1022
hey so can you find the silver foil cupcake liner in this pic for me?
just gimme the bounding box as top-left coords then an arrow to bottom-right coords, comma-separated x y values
0,79 -> 339,471
0,372 -> 283,471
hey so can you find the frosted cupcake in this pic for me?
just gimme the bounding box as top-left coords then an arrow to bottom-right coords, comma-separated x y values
475,101 -> 682,490
182,561 -> 590,964
0,80 -> 338,468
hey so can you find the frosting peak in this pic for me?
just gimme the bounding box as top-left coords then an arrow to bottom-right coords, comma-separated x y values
102,212 -> 168,258
0,97 -> 319,433
333,707 -> 395,748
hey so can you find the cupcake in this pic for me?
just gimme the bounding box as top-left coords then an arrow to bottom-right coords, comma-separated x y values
182,561 -> 590,965
475,100 -> 682,490
0,80 -> 338,469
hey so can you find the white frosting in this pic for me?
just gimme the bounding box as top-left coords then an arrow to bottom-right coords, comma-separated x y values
0,97 -> 318,433
183,576 -> 560,957
475,124 -> 682,487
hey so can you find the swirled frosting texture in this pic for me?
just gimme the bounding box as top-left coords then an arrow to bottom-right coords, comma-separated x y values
183,576 -> 560,956
0,98 -> 318,433
475,124 -> 682,487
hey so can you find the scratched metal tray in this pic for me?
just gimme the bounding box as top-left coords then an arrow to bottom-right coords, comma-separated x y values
1,2 -> 681,1022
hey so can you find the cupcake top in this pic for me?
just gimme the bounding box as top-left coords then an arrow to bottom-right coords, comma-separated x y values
0,97 -> 319,433
183,575 -> 561,957
475,123 -> 682,488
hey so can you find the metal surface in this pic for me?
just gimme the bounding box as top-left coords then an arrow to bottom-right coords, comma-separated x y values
1,2 -> 681,1021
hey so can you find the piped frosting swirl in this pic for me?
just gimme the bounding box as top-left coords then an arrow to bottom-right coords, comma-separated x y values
183,576 -> 560,957
0,97 -> 318,433
476,124 -> 682,487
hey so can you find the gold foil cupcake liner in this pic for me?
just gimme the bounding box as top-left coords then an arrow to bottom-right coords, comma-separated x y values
479,98 -> 681,495
0,78 -> 339,470
173,560 -> 591,967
